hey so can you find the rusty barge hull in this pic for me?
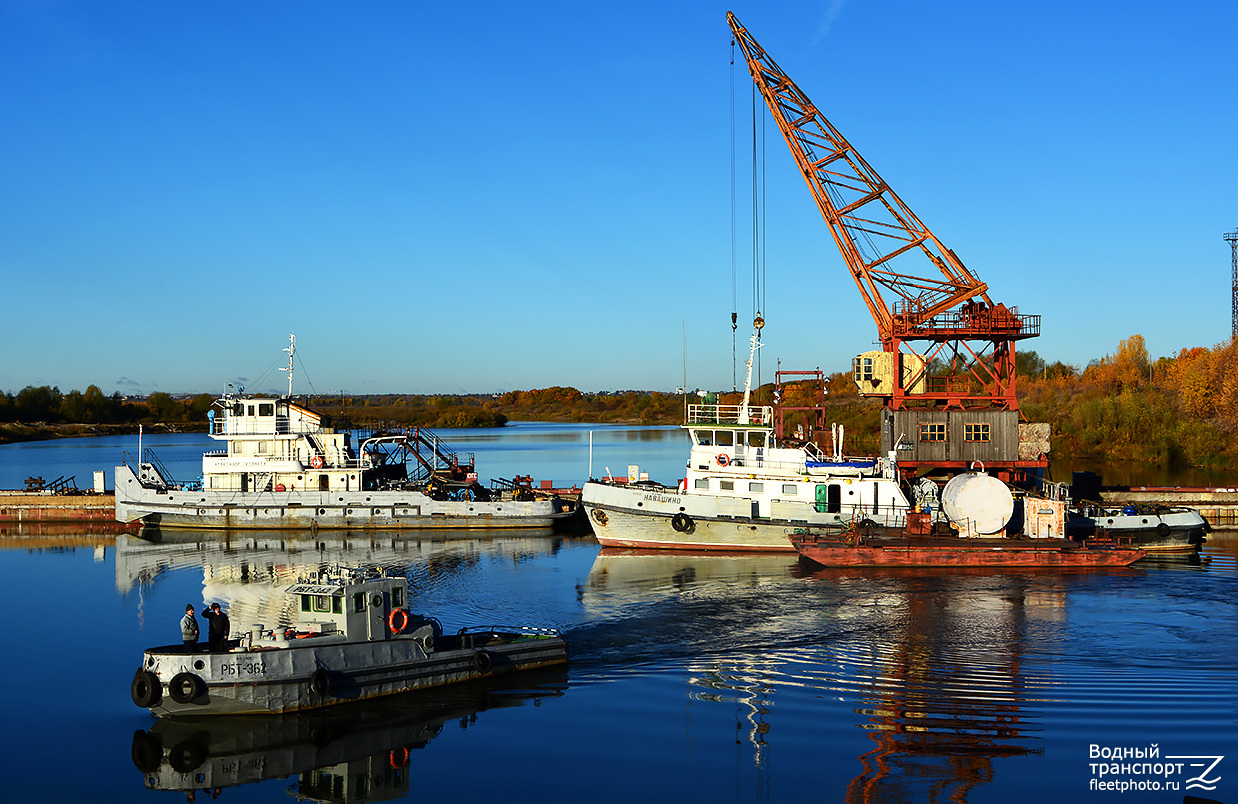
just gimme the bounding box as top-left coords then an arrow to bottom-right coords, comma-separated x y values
790,534 -> 1145,568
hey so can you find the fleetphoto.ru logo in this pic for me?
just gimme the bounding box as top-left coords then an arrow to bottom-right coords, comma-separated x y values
1088,743 -> 1224,793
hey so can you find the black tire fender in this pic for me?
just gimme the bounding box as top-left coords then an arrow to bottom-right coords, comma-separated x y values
131,669 -> 162,708
474,650 -> 493,674
1156,522 -> 1171,537
168,672 -> 206,704
310,667 -> 332,697
671,512 -> 694,533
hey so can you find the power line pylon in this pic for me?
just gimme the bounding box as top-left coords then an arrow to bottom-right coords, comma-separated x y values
1226,226 -> 1238,340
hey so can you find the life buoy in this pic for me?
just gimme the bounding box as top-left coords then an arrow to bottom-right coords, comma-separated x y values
275,483 -> 285,492
168,672 -> 205,704
388,608 -> 410,634
168,740 -> 207,773
590,508 -> 608,526
310,455 -> 324,469
389,747 -> 410,769
473,650 -> 493,673
671,512 -> 694,533
716,454 -> 730,467
130,669 -> 162,708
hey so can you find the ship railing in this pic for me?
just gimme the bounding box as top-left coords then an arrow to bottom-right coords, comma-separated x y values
688,404 -> 774,426
210,419 -> 325,436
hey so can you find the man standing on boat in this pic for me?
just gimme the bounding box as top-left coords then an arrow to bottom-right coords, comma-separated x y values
181,604 -> 199,649
201,602 -> 230,652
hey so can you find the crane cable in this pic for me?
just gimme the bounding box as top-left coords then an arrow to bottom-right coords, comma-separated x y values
730,36 -> 738,392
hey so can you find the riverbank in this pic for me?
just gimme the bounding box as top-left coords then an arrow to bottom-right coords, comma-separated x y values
0,421 -> 194,446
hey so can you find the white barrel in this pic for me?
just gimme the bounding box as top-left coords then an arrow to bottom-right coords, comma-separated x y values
941,473 -> 1013,536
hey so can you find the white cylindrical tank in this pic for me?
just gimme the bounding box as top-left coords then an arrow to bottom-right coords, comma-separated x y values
941,472 -> 1013,536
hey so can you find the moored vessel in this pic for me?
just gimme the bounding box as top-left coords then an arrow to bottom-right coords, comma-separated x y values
129,566 -> 567,716
115,336 -> 575,531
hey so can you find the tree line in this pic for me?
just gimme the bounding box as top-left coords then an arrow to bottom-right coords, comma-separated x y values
6,333 -> 1238,469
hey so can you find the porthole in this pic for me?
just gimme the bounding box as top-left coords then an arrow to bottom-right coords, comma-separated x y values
193,660 -> 205,670
319,508 -> 326,515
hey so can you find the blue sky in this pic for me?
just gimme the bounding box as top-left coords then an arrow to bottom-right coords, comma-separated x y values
2,1 -> 1236,397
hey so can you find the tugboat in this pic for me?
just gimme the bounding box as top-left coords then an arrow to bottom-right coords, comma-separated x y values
581,322 -> 913,551
129,566 -> 567,716
115,335 -> 575,531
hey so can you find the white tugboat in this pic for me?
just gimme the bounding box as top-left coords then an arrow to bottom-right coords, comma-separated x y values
115,335 -> 575,531
129,566 -> 567,716
581,321 -> 913,551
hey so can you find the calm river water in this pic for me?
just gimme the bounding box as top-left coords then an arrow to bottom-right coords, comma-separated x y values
1,423 -> 1235,804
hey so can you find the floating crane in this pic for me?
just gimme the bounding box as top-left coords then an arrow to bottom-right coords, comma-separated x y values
728,12 -> 1048,483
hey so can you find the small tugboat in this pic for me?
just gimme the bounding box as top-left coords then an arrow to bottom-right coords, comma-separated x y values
115,335 -> 575,531
129,566 -> 567,716
1066,501 -> 1207,554
582,322 -> 914,551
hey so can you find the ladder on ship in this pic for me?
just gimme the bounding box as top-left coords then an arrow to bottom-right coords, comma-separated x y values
404,427 -> 476,484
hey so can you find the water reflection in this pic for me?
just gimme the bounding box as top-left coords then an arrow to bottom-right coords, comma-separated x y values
131,669 -> 567,801
582,551 -> 1075,803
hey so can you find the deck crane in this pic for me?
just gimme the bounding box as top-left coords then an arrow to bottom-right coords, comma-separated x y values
728,12 -> 1049,484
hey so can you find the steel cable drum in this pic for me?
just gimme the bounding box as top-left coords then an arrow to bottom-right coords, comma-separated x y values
941,472 -> 1014,536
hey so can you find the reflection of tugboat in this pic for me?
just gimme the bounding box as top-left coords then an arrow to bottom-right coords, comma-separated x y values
130,566 -> 567,716
115,335 -> 575,531
131,670 -> 567,800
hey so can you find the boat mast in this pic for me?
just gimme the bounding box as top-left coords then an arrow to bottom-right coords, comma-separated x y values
279,333 -> 296,397
738,316 -> 764,424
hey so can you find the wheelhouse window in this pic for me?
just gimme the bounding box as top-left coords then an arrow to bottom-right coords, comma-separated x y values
964,423 -> 991,442
258,403 -> 275,416
391,587 -> 404,607
354,592 -> 366,613
746,431 -> 767,448
313,595 -> 333,613
694,478 -> 709,490
919,423 -> 946,442
693,430 -> 713,446
715,430 -> 734,447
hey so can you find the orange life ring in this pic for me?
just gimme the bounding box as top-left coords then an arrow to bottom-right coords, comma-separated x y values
388,608 -> 410,634
389,747 -> 410,769
310,455 -> 324,469
716,453 -> 730,467
275,483 -> 286,492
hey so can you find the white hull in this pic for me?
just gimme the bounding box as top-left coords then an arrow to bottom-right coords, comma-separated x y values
139,635 -> 567,716
115,464 -> 569,530
582,481 -> 848,552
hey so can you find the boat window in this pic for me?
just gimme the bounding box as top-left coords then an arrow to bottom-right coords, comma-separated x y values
694,478 -> 709,490
391,587 -> 403,607
353,592 -> 365,613
301,594 -> 312,612
715,430 -> 734,447
747,431 -> 766,448
720,480 -> 734,491
258,441 -> 269,454
248,405 -> 255,416
694,430 -> 712,446
313,595 -> 332,613
232,402 -> 243,415
782,484 -> 797,495
749,482 -> 764,493
258,403 -> 274,416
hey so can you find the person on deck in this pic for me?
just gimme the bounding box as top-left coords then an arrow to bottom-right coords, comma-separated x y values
201,602 -> 230,652
181,604 -> 199,649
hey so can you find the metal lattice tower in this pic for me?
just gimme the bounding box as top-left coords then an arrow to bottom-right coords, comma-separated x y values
1227,227 -> 1238,340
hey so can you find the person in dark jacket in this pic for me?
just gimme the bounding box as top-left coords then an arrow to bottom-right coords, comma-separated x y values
181,604 -> 199,648
201,602 -> 230,652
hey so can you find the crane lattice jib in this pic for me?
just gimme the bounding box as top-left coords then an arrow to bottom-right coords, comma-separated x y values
728,12 -> 991,343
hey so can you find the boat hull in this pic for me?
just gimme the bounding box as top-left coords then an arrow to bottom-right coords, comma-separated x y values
115,464 -> 571,531
1067,508 -> 1207,553
790,532 -> 1146,567
137,634 -> 568,717
583,481 -> 840,551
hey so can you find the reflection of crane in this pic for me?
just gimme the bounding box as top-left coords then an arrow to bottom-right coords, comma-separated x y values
728,13 -> 1048,484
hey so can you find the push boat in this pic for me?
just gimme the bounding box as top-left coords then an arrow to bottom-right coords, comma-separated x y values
1066,501 -> 1207,554
582,326 -> 914,552
129,567 -> 568,716
115,338 -> 575,531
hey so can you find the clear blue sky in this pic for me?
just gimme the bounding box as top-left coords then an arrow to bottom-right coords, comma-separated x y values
2,1 -> 1235,397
